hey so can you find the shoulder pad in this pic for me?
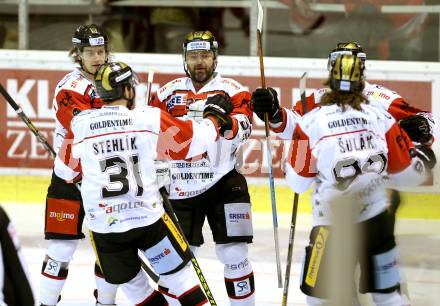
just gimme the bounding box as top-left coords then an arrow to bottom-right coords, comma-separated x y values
56,69 -> 91,95
363,83 -> 402,103
157,77 -> 187,100
364,104 -> 394,121
219,77 -> 246,96
71,110 -> 89,128
313,87 -> 330,103
74,108 -> 93,118
134,105 -> 155,113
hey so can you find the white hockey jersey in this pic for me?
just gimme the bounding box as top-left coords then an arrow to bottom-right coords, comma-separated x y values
57,105 -> 219,233
285,104 -> 427,226
292,81 -> 435,141
150,73 -> 253,199
52,67 -> 103,154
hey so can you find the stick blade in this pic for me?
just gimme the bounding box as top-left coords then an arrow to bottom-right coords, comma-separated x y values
147,71 -> 155,83
257,0 -> 264,32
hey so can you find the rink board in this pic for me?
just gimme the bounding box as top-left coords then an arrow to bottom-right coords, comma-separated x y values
0,175 -> 438,219
0,50 -> 439,192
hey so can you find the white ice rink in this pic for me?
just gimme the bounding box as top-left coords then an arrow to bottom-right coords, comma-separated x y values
3,203 -> 440,306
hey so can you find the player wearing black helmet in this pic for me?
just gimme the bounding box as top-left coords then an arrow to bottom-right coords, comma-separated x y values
39,24 -> 118,306
252,53 -> 433,306
54,61 -> 233,306
252,42 -> 437,306
69,24 -> 109,76
150,31 -> 255,305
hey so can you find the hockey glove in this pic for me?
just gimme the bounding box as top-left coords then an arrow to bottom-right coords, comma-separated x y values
398,114 -> 432,144
414,145 -> 436,170
251,87 -> 282,123
203,94 -> 233,136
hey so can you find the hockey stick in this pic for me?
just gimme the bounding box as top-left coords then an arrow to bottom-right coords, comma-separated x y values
145,69 -> 155,105
0,81 -> 161,283
282,72 -> 307,306
159,188 -> 217,306
256,0 -> 283,288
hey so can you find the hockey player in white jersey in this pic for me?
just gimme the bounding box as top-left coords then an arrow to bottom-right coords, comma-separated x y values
295,42 -> 435,149
253,55 -> 435,306
56,61 -> 235,305
252,41 -> 437,304
150,31 -> 255,305
39,24 -> 119,306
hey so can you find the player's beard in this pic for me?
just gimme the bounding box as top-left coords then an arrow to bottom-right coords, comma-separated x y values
189,64 -> 215,84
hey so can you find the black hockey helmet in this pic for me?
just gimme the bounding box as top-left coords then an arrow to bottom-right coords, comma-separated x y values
182,31 -> 218,77
94,62 -> 136,102
328,41 -> 366,71
329,54 -> 365,93
72,24 -> 109,50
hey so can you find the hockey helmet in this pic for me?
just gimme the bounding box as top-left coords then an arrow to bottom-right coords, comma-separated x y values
72,24 -> 108,50
329,54 -> 365,93
183,30 -> 218,58
328,41 -> 366,71
182,31 -> 218,78
94,62 -> 137,102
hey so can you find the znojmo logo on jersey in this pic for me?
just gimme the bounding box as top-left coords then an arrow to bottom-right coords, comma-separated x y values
49,211 -> 75,221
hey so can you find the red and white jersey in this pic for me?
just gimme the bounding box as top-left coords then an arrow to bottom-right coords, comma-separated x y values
150,73 -> 252,199
52,67 -> 103,154
286,104 -> 427,226
293,81 -> 435,142
56,105 -> 219,233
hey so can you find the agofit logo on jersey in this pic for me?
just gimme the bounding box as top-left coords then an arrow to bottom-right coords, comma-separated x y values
49,211 -> 75,222
174,187 -> 206,197
148,248 -> 171,263
99,201 -> 146,214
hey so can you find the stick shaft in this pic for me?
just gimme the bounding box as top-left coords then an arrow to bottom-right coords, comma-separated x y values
145,70 -> 155,105
257,28 -> 283,290
282,193 -> 299,305
159,188 -> 217,305
282,72 -> 308,304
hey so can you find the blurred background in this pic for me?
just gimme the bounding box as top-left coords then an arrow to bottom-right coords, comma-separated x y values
0,0 -> 439,61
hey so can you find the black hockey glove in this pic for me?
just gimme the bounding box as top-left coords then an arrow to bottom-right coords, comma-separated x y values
203,94 -> 233,136
398,114 -> 432,144
414,145 -> 436,170
251,87 -> 282,123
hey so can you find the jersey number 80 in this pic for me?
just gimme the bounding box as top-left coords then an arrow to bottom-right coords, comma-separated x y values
332,153 -> 387,190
